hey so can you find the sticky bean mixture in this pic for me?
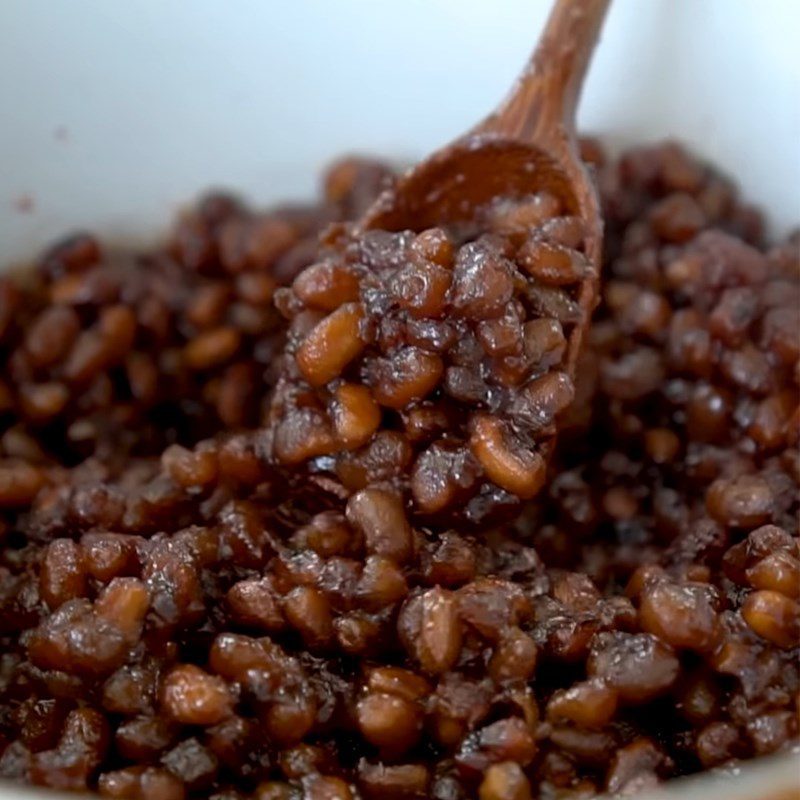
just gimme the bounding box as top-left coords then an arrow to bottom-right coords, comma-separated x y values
0,158 -> 392,469
269,194 -> 590,523
0,142 -> 796,800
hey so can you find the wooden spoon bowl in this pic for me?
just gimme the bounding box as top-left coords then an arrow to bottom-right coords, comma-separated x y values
268,0 -> 613,519
362,0 -> 610,377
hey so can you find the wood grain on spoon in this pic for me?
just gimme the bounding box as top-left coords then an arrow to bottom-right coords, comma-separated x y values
361,0 -> 611,379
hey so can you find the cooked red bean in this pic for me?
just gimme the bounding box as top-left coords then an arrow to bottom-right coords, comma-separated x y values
356,692 -> 422,752
345,488 -> 412,563
398,587 -> 462,674
546,679 -> 618,728
478,761 -> 532,800
638,578 -> 719,651
587,632 -> 680,702
742,590 -> 800,649
296,302 -> 365,387
161,665 -> 233,726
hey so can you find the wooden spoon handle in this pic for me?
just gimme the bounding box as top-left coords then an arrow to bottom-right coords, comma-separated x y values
477,0 -> 610,144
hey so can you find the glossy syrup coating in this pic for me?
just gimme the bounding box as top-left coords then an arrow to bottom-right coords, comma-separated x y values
269,192 -> 589,525
0,143 -> 796,800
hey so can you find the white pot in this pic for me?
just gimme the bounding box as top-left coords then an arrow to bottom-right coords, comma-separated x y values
0,1 -> 797,798
1,0 -> 798,268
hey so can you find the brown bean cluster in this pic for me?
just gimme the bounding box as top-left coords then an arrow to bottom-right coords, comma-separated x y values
269,194 -> 590,524
0,142 -> 796,800
0,158 -> 393,476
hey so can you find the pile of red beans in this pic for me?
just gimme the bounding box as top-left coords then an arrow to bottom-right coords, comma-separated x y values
269,188 -> 592,524
0,141 -> 796,800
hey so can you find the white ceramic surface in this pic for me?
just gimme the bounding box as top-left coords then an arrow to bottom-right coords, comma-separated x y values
0,2 -> 798,799
1,0 -> 799,268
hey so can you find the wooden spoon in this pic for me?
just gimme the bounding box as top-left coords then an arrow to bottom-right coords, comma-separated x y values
360,0 -> 610,379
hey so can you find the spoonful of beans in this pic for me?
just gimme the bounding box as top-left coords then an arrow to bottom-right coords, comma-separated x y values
272,0 -> 611,524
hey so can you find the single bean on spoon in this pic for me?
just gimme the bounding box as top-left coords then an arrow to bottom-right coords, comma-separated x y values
361,0 -> 610,380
